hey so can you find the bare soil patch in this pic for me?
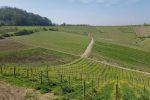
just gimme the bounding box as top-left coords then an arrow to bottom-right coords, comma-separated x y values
0,55 -> 59,63
135,26 -> 150,38
0,81 -> 58,100
0,39 -> 30,52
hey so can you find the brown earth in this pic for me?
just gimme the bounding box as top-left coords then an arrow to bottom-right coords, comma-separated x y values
0,55 -> 60,63
0,38 -> 31,52
135,26 -> 150,38
0,81 -> 58,100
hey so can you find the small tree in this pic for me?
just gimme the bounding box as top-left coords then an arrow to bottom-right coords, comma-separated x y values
61,22 -> 66,26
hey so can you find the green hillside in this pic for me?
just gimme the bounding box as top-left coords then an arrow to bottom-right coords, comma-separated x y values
13,31 -> 90,55
92,41 -> 150,72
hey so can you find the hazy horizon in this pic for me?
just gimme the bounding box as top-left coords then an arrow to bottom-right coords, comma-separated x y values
0,0 -> 150,26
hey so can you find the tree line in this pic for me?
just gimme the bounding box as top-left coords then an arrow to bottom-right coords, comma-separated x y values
0,6 -> 53,26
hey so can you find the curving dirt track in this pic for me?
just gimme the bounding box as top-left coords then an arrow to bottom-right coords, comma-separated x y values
81,37 -> 94,58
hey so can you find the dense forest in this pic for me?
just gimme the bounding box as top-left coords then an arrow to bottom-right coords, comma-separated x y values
0,7 -> 53,26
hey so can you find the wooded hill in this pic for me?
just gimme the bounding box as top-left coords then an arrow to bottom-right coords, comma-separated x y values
0,7 -> 53,26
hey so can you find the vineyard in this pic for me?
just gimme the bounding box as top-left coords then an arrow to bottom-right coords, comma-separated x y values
1,58 -> 150,99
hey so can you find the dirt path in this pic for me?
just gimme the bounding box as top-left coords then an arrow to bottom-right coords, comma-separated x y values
81,37 -> 94,58
0,81 -> 57,100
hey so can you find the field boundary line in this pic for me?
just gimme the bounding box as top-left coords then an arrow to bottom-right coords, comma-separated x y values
12,38 -> 80,57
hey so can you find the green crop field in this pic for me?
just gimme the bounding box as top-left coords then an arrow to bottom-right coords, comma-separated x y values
1,59 -> 150,99
13,31 -> 90,55
92,41 -> 150,72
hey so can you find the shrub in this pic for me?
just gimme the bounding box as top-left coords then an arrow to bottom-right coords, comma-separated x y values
49,28 -> 58,31
62,86 -> 74,94
1,33 -> 11,37
35,85 -> 51,93
0,35 -> 4,39
15,27 -> 18,31
14,29 -> 34,36
42,28 -> 48,31
34,29 -> 39,32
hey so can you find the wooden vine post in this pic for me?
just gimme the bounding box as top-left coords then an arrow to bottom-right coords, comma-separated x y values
80,73 -> 83,80
116,76 -> 119,100
60,74 -> 63,83
144,85 -> 146,93
92,80 -> 94,92
40,71 -> 43,84
30,68 -> 33,76
60,74 -> 63,90
98,77 -> 100,87
46,70 -> 49,83
13,65 -> 16,78
83,80 -> 86,97
68,75 -> 71,88
0,65 -> 2,73
27,68 -> 29,78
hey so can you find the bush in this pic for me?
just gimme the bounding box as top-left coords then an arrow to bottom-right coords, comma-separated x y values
62,86 -> 74,94
1,33 -> 11,37
42,28 -> 48,31
33,29 -> 39,32
35,85 -> 51,93
49,28 -> 58,31
0,35 -> 4,39
14,29 -> 34,36
15,27 -> 18,31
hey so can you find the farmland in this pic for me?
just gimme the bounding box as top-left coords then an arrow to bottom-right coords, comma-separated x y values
13,30 -> 90,55
0,25 -> 150,99
1,59 -> 150,99
92,41 -> 150,72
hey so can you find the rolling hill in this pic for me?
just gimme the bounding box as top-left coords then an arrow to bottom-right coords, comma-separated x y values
0,7 -> 53,26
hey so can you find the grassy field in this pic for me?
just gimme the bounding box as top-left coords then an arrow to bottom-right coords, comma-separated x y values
95,26 -> 138,44
13,31 -> 90,55
56,25 -> 150,51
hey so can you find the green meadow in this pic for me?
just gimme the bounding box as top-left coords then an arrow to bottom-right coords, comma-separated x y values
13,31 -> 90,55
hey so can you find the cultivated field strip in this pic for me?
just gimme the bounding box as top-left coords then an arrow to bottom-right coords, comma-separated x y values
1,58 -> 150,99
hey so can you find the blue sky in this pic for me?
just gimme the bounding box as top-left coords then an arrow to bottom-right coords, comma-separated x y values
0,0 -> 150,25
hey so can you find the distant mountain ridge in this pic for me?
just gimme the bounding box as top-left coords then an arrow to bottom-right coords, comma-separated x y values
0,7 -> 53,26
